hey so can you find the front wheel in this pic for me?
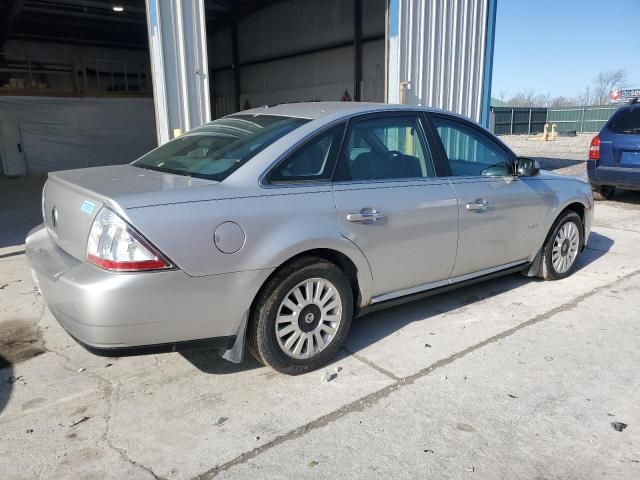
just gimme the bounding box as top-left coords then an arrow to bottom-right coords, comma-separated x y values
247,257 -> 353,375
539,211 -> 584,280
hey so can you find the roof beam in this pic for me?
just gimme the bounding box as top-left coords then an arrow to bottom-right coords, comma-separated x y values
21,6 -> 146,24
35,0 -> 147,14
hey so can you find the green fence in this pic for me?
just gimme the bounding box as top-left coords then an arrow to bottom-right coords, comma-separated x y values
491,107 -> 548,135
546,106 -> 619,133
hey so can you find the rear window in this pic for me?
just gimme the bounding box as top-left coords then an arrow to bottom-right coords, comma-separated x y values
608,107 -> 640,134
133,114 -> 309,180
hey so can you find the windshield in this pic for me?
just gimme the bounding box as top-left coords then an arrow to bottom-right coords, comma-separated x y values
608,107 -> 640,134
133,114 -> 309,180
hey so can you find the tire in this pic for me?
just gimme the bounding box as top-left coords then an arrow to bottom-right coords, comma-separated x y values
591,184 -> 615,201
538,211 -> 584,281
247,256 -> 354,375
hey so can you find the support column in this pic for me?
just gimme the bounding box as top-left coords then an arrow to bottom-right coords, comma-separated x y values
353,0 -> 363,101
231,20 -> 241,112
146,0 -> 211,145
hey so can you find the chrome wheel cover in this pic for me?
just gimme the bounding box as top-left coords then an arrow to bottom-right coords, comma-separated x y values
275,278 -> 342,359
551,221 -> 580,274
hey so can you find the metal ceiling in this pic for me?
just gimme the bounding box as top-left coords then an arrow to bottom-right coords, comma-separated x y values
0,0 -> 280,50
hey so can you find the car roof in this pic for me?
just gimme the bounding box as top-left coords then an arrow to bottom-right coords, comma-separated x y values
231,101 -> 435,120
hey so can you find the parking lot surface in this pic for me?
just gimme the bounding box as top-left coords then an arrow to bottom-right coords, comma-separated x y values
1,141 -> 639,479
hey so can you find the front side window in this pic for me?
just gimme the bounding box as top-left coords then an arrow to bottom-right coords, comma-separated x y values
133,114 -> 308,181
269,123 -> 345,183
337,116 -> 434,181
431,117 -> 512,177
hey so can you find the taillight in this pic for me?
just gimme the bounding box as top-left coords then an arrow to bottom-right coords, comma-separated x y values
589,135 -> 600,160
86,208 -> 173,272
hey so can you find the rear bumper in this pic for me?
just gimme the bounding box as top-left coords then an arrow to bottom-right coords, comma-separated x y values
587,162 -> 640,190
26,224 -> 273,355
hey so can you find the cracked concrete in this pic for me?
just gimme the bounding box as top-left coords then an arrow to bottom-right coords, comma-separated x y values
2,174 -> 640,479
202,269 -> 640,479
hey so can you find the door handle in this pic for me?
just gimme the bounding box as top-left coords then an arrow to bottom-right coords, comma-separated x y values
465,199 -> 491,212
346,208 -> 385,223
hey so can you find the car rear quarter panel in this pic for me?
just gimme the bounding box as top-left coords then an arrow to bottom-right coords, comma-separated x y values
123,186 -> 374,304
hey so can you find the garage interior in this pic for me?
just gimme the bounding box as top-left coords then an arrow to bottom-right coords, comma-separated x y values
0,0 -> 385,175
0,0 -> 494,176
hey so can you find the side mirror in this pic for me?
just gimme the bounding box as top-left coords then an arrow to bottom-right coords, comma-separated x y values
516,157 -> 540,176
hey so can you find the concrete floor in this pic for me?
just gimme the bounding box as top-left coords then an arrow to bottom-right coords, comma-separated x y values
1,168 -> 640,479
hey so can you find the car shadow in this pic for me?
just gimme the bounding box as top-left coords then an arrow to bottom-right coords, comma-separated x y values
345,231 -> 615,357
576,231 -> 615,272
535,157 -> 585,171
181,348 -> 262,374
0,355 -> 15,414
608,190 -> 640,206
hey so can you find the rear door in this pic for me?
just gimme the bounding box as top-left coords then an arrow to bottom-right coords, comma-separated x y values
426,113 -> 543,278
332,112 -> 459,300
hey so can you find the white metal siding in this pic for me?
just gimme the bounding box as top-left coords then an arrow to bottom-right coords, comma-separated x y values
387,0 -> 490,123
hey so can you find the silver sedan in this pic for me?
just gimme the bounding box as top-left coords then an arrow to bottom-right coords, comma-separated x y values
26,102 -> 593,374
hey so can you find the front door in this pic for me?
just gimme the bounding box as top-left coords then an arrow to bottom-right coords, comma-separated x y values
332,113 -> 459,300
427,114 -> 543,278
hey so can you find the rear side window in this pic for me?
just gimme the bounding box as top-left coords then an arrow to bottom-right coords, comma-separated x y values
608,107 -> 640,134
269,123 -> 345,183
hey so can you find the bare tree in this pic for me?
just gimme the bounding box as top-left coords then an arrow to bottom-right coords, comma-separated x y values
592,69 -> 629,105
508,89 -> 551,107
574,85 -> 593,106
549,96 -> 575,108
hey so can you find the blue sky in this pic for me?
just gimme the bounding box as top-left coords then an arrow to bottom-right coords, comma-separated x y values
492,0 -> 640,99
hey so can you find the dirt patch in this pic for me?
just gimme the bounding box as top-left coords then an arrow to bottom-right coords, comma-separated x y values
0,320 -> 46,368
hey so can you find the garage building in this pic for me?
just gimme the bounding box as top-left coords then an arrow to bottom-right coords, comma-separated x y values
0,0 -> 496,176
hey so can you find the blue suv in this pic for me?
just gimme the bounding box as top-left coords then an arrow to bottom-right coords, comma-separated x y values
588,100 -> 640,200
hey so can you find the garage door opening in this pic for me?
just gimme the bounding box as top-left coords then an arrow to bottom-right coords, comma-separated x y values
0,0 -> 156,176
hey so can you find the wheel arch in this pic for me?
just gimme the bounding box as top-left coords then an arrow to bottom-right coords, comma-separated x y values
552,200 -> 589,249
525,200 -> 589,278
250,244 -> 372,318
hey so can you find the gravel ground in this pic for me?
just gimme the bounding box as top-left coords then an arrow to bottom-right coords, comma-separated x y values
500,133 -> 592,178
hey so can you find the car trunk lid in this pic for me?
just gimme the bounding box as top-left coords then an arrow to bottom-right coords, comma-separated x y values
43,164 -> 217,260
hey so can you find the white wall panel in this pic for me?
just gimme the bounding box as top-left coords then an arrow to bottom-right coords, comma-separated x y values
387,0 -> 495,124
0,97 -> 156,174
210,0 -> 386,117
237,0 -> 354,63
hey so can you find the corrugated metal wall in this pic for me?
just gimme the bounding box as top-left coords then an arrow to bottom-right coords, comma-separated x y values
210,0 -> 386,118
387,0 -> 495,125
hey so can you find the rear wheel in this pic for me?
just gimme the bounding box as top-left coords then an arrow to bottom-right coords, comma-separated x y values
591,183 -> 615,201
539,211 -> 584,280
247,257 -> 353,375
